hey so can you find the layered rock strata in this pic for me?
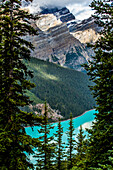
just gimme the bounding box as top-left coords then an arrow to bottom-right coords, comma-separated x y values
25,7 -> 99,71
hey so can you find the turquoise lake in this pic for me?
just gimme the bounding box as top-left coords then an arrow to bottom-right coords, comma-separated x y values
25,109 -> 98,164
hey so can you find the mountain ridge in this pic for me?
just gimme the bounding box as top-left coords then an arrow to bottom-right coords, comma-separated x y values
23,6 -> 100,71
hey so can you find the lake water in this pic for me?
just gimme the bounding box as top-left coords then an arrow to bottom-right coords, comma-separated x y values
25,109 -> 98,164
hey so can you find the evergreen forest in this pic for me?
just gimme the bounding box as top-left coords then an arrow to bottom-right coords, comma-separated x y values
25,58 -> 95,119
0,0 -> 113,169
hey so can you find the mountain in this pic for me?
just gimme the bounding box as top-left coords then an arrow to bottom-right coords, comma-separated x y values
69,17 -> 101,43
20,6 -> 97,119
25,57 -> 96,119
24,6 -> 100,72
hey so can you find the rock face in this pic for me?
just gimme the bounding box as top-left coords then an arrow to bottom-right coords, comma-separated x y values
40,7 -> 76,23
35,14 -> 62,31
69,17 -> 101,44
29,103 -> 63,121
71,29 -> 100,44
25,7 -> 99,71
68,17 -> 100,32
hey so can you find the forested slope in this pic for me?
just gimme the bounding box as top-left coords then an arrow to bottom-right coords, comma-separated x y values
26,58 -> 95,119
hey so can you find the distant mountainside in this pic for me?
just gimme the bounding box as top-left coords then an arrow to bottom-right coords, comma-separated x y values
25,58 -> 96,119
20,6 -> 97,119
23,6 -> 100,72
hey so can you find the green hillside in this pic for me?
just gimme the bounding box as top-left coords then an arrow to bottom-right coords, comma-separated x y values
25,58 -> 95,119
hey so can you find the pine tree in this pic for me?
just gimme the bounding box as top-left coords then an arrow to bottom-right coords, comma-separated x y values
90,148 -> 113,170
83,0 -> 113,168
66,113 -> 76,169
35,102 -> 55,170
76,125 -> 86,157
74,125 -> 87,170
54,118 -> 65,170
0,0 -> 41,169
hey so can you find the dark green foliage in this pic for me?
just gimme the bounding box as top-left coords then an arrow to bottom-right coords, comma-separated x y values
26,58 -> 96,119
51,55 -> 59,62
65,52 -> 77,64
65,46 -> 86,64
66,113 -> 76,169
0,0 -> 41,169
83,0 -> 113,168
54,118 -> 65,170
73,125 -> 87,170
76,125 -> 86,157
89,148 -> 113,170
65,46 -> 89,72
26,90 -> 43,105
34,102 -> 56,170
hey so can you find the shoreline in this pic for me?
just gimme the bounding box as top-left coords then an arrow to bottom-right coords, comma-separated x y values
25,109 -> 95,128
53,108 -> 95,124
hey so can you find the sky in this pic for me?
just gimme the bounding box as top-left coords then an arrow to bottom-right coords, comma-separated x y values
27,0 -> 94,20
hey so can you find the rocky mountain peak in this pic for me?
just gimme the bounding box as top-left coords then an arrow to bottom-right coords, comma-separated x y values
36,14 -> 62,31
68,17 -> 101,33
40,7 -> 76,23
24,6 -> 100,72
